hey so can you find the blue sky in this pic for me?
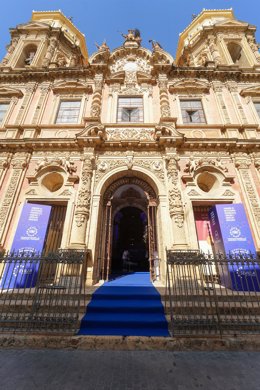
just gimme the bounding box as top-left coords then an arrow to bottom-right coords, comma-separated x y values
0,0 -> 259,60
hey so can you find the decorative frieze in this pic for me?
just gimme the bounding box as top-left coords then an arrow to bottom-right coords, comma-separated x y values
106,128 -> 154,141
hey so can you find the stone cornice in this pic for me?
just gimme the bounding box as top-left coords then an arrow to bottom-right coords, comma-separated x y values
0,63 -> 259,84
0,131 -> 259,153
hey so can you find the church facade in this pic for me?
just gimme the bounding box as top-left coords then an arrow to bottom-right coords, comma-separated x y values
0,9 -> 259,284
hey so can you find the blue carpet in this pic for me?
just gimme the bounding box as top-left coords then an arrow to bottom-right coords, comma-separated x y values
78,272 -> 169,336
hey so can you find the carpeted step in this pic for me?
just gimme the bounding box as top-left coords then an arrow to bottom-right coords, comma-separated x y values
80,312 -> 169,328
78,327 -> 169,336
86,299 -> 164,314
78,272 -> 169,337
92,286 -> 161,301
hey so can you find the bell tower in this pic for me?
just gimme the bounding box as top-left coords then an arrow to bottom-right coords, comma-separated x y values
0,10 -> 88,69
177,9 -> 260,70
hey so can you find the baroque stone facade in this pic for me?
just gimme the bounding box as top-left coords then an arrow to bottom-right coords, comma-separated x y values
0,9 -> 260,284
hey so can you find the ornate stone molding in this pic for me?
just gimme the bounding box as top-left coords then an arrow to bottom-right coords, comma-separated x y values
169,78 -> 210,94
106,128 -> 154,142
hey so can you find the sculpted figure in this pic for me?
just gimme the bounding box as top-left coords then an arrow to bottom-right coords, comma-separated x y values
42,38 -> 57,67
95,40 -> 109,51
35,157 -> 48,172
149,39 -> 163,50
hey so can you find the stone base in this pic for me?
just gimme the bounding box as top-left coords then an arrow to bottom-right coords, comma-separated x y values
0,334 -> 260,351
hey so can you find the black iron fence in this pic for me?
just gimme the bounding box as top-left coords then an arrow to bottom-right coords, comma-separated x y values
0,249 -> 90,334
166,250 -> 260,337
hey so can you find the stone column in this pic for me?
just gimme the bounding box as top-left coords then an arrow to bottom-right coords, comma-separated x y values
0,153 -> 11,190
212,82 -> 231,124
0,152 -> 30,247
166,156 -> 187,249
158,74 -> 171,119
90,73 -> 103,120
234,154 -> 260,248
69,150 -> 95,248
15,83 -> 37,126
32,82 -> 51,125
227,82 -> 248,125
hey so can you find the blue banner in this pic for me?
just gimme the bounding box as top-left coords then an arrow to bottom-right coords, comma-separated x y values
1,203 -> 51,289
209,204 -> 259,291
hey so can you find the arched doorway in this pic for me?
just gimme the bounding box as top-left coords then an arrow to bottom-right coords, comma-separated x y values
96,176 -> 158,281
111,206 -> 149,273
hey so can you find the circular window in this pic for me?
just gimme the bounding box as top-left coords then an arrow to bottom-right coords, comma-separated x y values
41,172 -> 64,192
197,172 -> 219,193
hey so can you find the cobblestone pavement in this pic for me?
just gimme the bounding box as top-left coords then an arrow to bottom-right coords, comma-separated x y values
0,349 -> 259,390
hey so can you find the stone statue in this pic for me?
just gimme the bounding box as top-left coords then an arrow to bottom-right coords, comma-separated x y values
95,40 -> 109,51
35,157 -> 48,172
149,39 -> 163,50
121,29 -> 142,46
24,51 -> 36,65
56,53 -> 67,67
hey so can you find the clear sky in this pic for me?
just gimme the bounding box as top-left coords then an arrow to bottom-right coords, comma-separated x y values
0,0 -> 259,60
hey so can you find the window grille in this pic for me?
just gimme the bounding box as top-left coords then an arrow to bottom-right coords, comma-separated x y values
56,101 -> 81,124
117,97 -> 143,123
180,100 -> 206,124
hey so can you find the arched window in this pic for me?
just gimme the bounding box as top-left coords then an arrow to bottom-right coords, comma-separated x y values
227,42 -> 242,63
227,42 -> 249,67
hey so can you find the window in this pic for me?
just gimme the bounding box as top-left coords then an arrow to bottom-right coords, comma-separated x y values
0,103 -> 9,123
254,102 -> 260,118
56,101 -> 81,124
180,100 -> 206,124
117,97 -> 143,123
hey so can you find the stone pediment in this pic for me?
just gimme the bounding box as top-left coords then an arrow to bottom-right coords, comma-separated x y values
169,79 -> 210,94
0,86 -> 23,98
17,21 -> 51,32
214,19 -> 249,29
240,86 -> 260,97
52,80 -> 93,94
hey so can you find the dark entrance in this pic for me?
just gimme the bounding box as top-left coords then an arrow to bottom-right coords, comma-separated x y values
111,207 -> 149,273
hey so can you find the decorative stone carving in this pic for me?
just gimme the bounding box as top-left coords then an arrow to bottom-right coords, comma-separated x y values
34,156 -> 77,175
74,157 -> 94,227
208,36 -> 221,65
158,74 -> 171,119
1,36 -> 19,65
234,155 -> 260,241
121,29 -> 142,48
42,37 -> 57,67
188,189 -> 200,196
222,190 -> 235,196
90,73 -> 103,120
247,35 -> 260,63
185,156 -> 228,174
106,128 -> 154,141
0,153 -> 30,243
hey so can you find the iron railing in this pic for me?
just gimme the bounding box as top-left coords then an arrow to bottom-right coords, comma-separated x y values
166,250 -> 260,337
0,249 -> 90,334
